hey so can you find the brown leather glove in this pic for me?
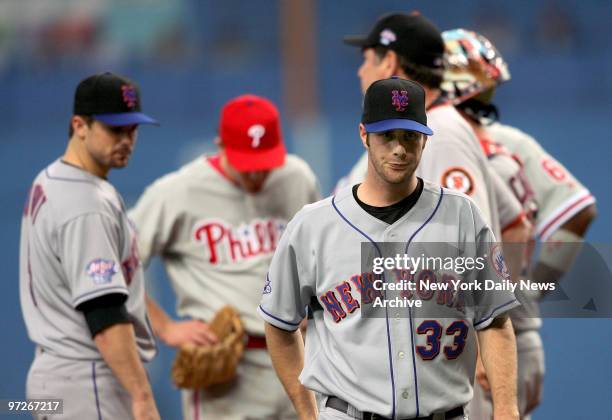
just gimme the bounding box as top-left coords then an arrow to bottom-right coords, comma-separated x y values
171,306 -> 245,389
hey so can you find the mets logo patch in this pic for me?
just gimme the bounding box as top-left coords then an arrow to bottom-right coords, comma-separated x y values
121,85 -> 138,108
86,259 -> 118,284
490,244 -> 511,281
441,167 -> 475,195
391,90 -> 409,111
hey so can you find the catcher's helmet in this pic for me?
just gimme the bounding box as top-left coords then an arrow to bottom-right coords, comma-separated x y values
441,29 -> 510,104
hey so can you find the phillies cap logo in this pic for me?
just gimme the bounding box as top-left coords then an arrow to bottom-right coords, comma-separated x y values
391,90 -> 409,112
247,124 -> 266,148
121,84 -> 138,108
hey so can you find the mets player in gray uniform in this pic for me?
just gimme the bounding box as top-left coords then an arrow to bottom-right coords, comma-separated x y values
337,13 -> 532,250
19,72 -> 160,420
441,29 -> 597,419
129,94 -> 320,420
260,77 -> 520,420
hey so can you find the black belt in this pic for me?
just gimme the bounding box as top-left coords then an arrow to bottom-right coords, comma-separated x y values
326,396 -> 464,420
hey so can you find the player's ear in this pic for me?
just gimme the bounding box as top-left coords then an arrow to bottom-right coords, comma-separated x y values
359,124 -> 369,149
383,50 -> 400,78
71,116 -> 89,140
215,136 -> 224,149
422,134 -> 428,150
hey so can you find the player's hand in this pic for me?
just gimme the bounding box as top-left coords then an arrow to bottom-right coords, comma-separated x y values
524,373 -> 543,415
160,319 -> 218,348
475,354 -> 491,392
132,397 -> 161,420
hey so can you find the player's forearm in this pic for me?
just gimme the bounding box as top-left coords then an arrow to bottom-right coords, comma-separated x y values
533,227 -> 585,297
264,322 -> 317,419
477,317 -> 519,419
145,293 -> 172,341
94,322 -> 155,403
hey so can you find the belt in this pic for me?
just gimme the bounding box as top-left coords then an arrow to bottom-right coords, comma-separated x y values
326,396 -> 464,420
245,335 -> 266,349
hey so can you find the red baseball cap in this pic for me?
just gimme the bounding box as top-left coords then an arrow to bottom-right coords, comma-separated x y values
220,95 -> 286,172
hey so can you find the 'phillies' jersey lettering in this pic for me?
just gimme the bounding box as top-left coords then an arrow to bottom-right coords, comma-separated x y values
194,218 -> 286,264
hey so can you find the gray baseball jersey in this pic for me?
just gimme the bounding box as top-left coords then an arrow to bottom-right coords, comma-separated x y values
478,134 -> 540,333
259,182 -> 519,418
19,159 -> 156,361
488,122 -> 595,240
129,154 -> 320,336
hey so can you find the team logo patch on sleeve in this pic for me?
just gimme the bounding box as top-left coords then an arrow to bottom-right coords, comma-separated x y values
441,167 -> 474,195
86,259 -> 118,284
262,274 -> 272,294
490,245 -> 510,281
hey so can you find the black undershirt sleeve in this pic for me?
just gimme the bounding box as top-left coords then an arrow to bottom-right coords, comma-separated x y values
76,293 -> 130,338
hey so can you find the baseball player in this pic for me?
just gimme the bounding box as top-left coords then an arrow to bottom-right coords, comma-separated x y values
338,12 -> 532,255
441,29 -> 597,419
128,94 -> 320,420
260,77 -> 520,420
19,72 -> 160,420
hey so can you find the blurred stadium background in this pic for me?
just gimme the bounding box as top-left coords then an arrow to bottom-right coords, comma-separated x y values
1,0 -> 610,418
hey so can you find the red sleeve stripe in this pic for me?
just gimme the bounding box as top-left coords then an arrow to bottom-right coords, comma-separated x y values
501,212 -> 527,234
537,193 -> 595,240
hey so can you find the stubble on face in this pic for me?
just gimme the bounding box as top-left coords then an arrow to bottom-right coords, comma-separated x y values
367,130 -> 424,185
90,122 -> 138,170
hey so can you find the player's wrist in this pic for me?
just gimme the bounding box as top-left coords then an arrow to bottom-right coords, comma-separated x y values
130,388 -> 155,404
156,318 -> 175,345
493,406 -> 519,420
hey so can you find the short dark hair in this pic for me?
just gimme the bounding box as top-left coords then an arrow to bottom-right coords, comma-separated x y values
68,115 -> 93,138
373,46 -> 443,89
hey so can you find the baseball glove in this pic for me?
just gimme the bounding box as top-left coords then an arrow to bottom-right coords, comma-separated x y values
171,306 -> 245,389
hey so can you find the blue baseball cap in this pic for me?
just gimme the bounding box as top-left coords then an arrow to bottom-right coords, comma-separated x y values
73,72 -> 158,126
